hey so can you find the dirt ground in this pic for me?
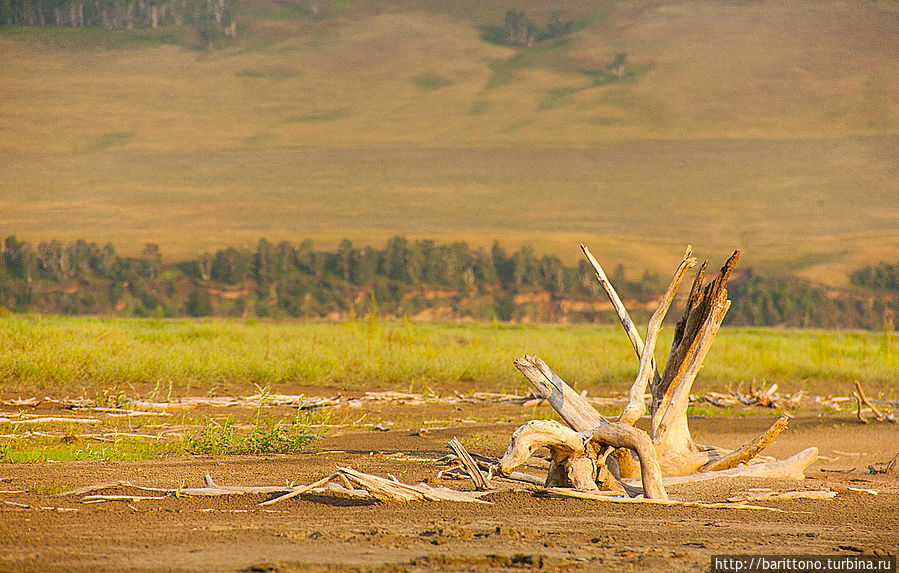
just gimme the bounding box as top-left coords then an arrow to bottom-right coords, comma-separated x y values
1,400 -> 898,572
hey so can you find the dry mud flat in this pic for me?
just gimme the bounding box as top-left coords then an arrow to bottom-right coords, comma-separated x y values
1,414 -> 898,572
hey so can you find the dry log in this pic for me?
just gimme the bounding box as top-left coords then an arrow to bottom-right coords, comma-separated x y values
699,415 -> 790,472
630,447 -> 819,487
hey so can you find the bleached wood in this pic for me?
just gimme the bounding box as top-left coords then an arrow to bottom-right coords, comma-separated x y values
448,437 -> 493,490
540,488 -> 785,512
502,243 -> 824,510
618,246 -> 695,427
728,489 -> 836,502
700,415 -> 790,472
338,467 -> 491,503
0,417 -> 102,425
499,419 -> 668,499
258,472 -> 340,506
498,420 -> 587,473
83,495 -> 167,502
512,355 -> 607,432
580,243 -> 659,382
854,380 -> 895,423
589,423 -> 668,500
627,447 -> 819,487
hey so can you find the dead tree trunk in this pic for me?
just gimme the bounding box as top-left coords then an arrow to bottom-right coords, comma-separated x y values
498,244 -> 818,498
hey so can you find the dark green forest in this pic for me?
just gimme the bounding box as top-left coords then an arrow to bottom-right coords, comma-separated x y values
0,235 -> 895,329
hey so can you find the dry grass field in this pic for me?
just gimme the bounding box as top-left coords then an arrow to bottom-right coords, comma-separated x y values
2,0 -> 898,284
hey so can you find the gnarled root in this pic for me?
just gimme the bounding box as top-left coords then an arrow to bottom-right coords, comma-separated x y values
498,419 -> 668,500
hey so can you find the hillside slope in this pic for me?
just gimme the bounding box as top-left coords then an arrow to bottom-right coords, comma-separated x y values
1,0 -> 897,285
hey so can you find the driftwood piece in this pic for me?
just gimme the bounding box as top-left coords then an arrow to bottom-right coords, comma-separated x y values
83,494 -> 167,502
513,355 -> 607,432
497,419 -> 668,499
618,246 -> 696,427
867,451 -> 899,475
580,243 -> 661,384
55,469 -> 491,507
337,467 -> 491,504
631,447 -> 819,487
257,473 -> 340,506
854,380 -> 895,423
57,478 -> 297,499
504,244 -> 816,497
498,420 -> 597,491
728,489 -> 837,502
539,487 -> 786,512
700,415 -> 790,472
447,438 -> 493,490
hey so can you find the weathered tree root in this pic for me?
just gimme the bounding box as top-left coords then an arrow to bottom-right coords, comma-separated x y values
502,244 -> 819,499
497,419 -> 668,500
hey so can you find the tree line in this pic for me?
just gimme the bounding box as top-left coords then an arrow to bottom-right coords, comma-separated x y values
1,0 -> 236,46
0,234 -> 895,329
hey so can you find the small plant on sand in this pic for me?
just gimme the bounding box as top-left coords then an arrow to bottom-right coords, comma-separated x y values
186,412 -> 323,456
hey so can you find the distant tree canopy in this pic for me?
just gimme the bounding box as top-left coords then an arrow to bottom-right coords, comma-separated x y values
0,0 -> 237,46
852,261 -> 899,293
482,10 -> 586,48
0,234 -> 895,329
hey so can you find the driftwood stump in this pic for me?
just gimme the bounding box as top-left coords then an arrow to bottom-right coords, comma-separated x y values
497,244 -> 818,499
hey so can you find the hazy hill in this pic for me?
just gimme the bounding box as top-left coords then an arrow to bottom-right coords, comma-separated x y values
1,0 -> 897,286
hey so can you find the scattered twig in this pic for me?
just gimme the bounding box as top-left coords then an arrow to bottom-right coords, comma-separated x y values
257,472 -> 340,507
538,488 -> 786,512
867,451 -> 898,475
727,489 -> 837,501
447,438 -> 493,490
83,495 -> 167,502
854,381 -> 895,424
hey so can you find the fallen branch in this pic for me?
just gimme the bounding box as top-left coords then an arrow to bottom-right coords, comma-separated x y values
337,467 -> 491,504
628,447 -> 819,487
727,489 -> 836,502
83,494 -> 167,502
447,438 -> 493,490
257,473 -> 340,506
854,380 -> 895,423
867,451 -> 899,475
538,488 -> 786,512
700,415 -> 790,472
0,417 -> 102,425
